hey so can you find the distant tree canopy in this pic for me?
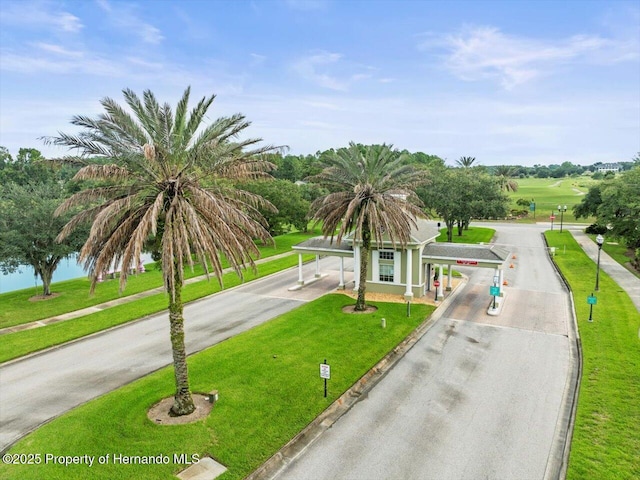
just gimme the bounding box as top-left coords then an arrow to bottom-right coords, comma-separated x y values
238,178 -> 310,235
0,182 -> 86,295
417,166 -> 509,241
574,166 -> 640,261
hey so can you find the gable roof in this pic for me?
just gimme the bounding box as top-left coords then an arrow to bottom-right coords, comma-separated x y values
422,242 -> 510,265
345,217 -> 440,247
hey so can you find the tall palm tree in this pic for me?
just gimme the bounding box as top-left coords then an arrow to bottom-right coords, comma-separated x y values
455,156 -> 476,168
308,143 -> 426,311
48,87 -> 276,416
493,165 -> 519,192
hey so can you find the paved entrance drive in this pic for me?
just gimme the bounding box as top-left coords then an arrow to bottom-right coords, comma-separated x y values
0,257 -> 352,453
273,224 -> 576,480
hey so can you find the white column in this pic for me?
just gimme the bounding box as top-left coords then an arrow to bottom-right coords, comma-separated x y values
437,264 -> 444,299
447,267 -> 453,291
297,253 -> 304,285
354,245 -> 360,290
499,268 -> 504,295
404,248 -> 413,299
339,257 -> 345,289
315,254 -> 320,277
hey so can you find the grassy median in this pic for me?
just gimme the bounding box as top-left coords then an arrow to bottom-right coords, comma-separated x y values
0,229 -> 320,330
0,254 -> 313,364
546,231 -> 640,480
0,294 -> 433,480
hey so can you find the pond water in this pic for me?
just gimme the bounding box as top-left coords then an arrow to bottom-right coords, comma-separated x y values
0,254 -> 154,294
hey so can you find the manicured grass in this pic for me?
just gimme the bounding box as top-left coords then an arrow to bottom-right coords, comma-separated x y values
0,229 -> 321,329
594,236 -> 640,279
546,231 -> 640,480
0,294 -> 434,480
0,255 -> 313,364
506,176 -> 596,224
437,226 -> 495,244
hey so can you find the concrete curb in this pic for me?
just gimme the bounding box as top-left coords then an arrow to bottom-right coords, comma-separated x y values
246,277 -> 468,480
541,233 -> 582,480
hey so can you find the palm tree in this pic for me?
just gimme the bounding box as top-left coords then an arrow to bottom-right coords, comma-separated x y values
493,165 -> 519,192
308,143 -> 426,311
48,87 -> 276,416
455,156 -> 476,168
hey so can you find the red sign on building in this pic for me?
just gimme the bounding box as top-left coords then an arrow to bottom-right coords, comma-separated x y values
456,260 -> 478,266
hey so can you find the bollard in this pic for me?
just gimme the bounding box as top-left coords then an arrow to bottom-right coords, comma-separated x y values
381,318 -> 386,328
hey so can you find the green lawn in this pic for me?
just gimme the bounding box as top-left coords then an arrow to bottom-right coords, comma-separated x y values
595,236 -> 640,279
507,176 -> 597,224
0,255 -> 313,364
437,226 -> 495,244
0,228 -> 320,330
0,294 -> 434,480
546,231 -> 640,480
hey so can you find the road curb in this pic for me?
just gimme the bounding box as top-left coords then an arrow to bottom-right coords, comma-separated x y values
541,233 -> 582,480
246,277 -> 468,480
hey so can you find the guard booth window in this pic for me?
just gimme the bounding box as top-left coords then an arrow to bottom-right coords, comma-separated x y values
378,250 -> 395,282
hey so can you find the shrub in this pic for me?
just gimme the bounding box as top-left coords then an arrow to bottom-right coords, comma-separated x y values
585,223 -> 608,234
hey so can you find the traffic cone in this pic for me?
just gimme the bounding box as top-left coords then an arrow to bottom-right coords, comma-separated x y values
509,263 -> 514,268
503,280 -> 508,286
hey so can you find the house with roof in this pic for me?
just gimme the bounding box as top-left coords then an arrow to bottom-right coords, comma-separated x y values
595,163 -> 622,173
291,219 -> 510,301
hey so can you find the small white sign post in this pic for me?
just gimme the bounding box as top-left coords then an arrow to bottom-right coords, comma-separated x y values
320,360 -> 330,397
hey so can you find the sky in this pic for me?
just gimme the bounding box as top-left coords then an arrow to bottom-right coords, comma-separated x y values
0,0 -> 639,167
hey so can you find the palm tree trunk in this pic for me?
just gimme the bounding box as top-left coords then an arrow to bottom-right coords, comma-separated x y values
168,267 -> 195,416
355,225 -> 370,311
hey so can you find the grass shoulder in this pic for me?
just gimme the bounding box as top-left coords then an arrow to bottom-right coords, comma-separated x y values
0,255 -> 313,364
0,229 -> 321,330
545,231 -> 639,480
436,226 -> 495,244
0,294 -> 434,480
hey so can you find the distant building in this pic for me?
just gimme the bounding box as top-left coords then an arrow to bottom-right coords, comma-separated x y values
595,163 -> 622,173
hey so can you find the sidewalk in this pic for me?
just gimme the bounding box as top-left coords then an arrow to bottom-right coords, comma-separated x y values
569,229 -> 640,313
0,252 -> 296,336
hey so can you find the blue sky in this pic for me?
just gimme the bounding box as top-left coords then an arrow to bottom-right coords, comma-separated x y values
1,0 -> 638,166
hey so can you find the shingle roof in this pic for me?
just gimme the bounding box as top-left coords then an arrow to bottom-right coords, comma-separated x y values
292,237 -> 353,253
422,243 -> 510,263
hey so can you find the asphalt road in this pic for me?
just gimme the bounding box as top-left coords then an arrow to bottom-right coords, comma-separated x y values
274,224 -> 575,480
0,256 -> 352,453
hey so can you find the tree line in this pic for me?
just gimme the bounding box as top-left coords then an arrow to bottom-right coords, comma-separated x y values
1,86 -> 637,418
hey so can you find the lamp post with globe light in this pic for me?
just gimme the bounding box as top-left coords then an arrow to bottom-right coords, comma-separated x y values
595,234 -> 604,291
558,205 -> 567,232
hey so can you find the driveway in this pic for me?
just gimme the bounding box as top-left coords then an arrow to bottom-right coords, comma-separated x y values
0,257 -> 352,453
273,224 -> 577,480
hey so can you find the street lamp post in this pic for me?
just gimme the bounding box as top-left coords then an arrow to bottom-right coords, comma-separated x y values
558,205 -> 567,232
595,234 -> 604,291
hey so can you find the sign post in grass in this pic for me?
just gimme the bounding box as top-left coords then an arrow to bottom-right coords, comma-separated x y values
587,293 -> 597,322
320,359 -> 330,398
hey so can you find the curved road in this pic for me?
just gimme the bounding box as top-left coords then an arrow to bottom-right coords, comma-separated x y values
273,224 -> 577,480
0,257 -> 352,453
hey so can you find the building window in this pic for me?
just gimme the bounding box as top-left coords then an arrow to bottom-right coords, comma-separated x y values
378,250 -> 395,282
379,250 -> 394,261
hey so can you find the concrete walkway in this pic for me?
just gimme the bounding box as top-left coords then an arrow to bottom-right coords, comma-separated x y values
569,228 -> 640,313
0,252 -> 295,336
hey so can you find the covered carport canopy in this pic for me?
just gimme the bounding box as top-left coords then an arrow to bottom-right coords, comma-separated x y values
421,243 -> 511,298
291,237 -> 354,289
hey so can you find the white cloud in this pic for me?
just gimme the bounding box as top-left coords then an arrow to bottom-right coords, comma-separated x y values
0,1 -> 83,33
291,51 -> 376,91
420,25 -> 639,89
32,42 -> 83,57
96,0 -> 163,44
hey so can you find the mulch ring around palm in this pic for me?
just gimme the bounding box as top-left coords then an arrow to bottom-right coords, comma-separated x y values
341,305 -> 378,314
147,394 -> 213,425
